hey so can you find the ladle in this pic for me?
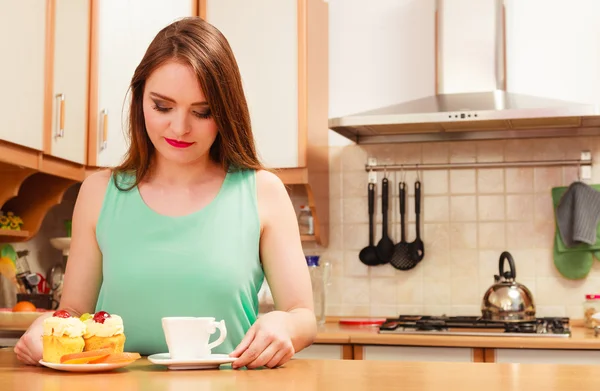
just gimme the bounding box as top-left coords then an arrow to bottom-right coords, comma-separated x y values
359,183 -> 380,266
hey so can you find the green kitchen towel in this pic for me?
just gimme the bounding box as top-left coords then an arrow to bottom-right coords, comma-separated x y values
552,185 -> 600,279
553,233 -> 594,279
552,185 -> 600,253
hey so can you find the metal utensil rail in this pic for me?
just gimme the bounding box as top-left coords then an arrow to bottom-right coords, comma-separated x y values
364,150 -> 593,181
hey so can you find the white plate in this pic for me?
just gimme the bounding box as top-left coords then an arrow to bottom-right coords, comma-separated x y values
147,353 -> 236,370
39,359 -> 135,372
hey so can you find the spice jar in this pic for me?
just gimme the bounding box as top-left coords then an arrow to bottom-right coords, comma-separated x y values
583,294 -> 600,329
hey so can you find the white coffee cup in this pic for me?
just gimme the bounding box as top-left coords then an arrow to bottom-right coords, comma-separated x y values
162,317 -> 227,359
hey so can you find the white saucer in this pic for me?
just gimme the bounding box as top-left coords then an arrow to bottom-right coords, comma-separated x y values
39,359 -> 134,372
147,353 -> 236,370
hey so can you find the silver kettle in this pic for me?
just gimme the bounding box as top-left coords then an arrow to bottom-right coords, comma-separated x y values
481,251 -> 536,322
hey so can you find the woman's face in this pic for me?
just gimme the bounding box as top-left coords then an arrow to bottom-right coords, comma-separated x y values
142,60 -> 218,166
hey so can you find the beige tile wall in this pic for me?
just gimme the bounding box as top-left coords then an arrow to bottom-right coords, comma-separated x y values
302,136 -> 600,320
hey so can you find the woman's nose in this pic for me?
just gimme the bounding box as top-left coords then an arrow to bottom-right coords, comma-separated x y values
170,112 -> 191,136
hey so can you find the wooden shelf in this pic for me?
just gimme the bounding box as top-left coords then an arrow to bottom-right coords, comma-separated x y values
0,140 -> 85,182
8,174 -> 76,242
0,140 -> 83,242
279,168 -> 329,248
275,168 -> 309,185
0,171 -> 78,243
0,229 -> 30,242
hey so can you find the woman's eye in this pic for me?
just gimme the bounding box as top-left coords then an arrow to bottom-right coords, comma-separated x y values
152,104 -> 171,113
194,111 -> 212,119
151,101 -> 210,119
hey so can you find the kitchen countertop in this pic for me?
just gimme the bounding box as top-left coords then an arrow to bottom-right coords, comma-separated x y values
2,349 -> 600,390
3,316 -> 600,351
314,321 -> 600,350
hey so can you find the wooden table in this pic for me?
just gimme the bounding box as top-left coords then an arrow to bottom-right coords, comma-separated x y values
3,349 -> 600,390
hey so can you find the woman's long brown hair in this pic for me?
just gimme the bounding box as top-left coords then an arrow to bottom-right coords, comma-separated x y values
112,17 -> 264,190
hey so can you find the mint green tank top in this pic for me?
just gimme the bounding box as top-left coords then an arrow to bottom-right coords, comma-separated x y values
94,169 -> 264,356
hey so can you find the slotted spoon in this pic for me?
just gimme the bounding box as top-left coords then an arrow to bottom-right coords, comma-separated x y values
390,181 -> 416,270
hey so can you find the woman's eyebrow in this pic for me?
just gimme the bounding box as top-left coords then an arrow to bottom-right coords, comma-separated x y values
149,92 -> 208,106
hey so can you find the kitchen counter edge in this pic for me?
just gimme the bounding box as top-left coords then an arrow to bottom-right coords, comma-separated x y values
314,322 -> 600,350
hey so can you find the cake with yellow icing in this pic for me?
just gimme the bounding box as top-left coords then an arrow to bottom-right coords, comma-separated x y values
82,311 -> 126,353
42,310 -> 86,364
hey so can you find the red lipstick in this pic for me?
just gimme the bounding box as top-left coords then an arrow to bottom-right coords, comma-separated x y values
165,138 -> 194,148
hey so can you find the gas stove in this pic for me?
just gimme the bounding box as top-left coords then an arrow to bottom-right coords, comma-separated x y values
379,315 -> 571,338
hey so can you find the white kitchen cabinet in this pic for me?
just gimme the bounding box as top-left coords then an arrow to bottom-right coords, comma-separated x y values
362,346 -> 475,362
505,0 -> 600,105
89,0 -> 197,167
0,1 -> 46,151
293,344 -> 346,360
205,0 -> 330,171
494,349 -> 600,365
328,0 -> 435,120
205,0 -> 299,169
49,0 -> 91,164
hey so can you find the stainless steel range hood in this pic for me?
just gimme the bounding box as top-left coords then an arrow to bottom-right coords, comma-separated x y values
329,0 -> 600,144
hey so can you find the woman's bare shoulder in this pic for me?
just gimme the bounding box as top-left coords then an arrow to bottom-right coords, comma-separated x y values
255,169 -> 294,225
81,169 -> 112,193
76,169 -> 112,212
255,169 -> 287,198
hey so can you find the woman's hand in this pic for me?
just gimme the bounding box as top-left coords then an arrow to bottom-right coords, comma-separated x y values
230,311 -> 295,369
14,332 -> 42,366
14,314 -> 49,366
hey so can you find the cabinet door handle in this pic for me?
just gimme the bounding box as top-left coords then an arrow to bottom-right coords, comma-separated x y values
55,93 -> 65,138
100,109 -> 108,151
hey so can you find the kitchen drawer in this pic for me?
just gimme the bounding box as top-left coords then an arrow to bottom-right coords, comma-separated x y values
293,344 -> 347,360
494,349 -> 600,365
0,330 -> 23,348
362,345 -> 475,362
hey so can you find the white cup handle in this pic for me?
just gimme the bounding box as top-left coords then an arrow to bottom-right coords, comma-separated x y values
207,320 -> 227,350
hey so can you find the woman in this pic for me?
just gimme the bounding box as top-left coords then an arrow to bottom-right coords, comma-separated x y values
14,16 -> 316,369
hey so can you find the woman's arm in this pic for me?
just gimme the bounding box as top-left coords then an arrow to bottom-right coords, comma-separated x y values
256,170 -> 317,348
13,170 -> 110,365
58,170 -> 110,317
230,170 -> 316,369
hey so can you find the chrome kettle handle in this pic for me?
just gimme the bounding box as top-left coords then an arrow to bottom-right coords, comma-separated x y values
498,251 -> 516,280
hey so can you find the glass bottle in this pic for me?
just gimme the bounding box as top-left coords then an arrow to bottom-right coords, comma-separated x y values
298,205 -> 314,235
306,255 -> 330,326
